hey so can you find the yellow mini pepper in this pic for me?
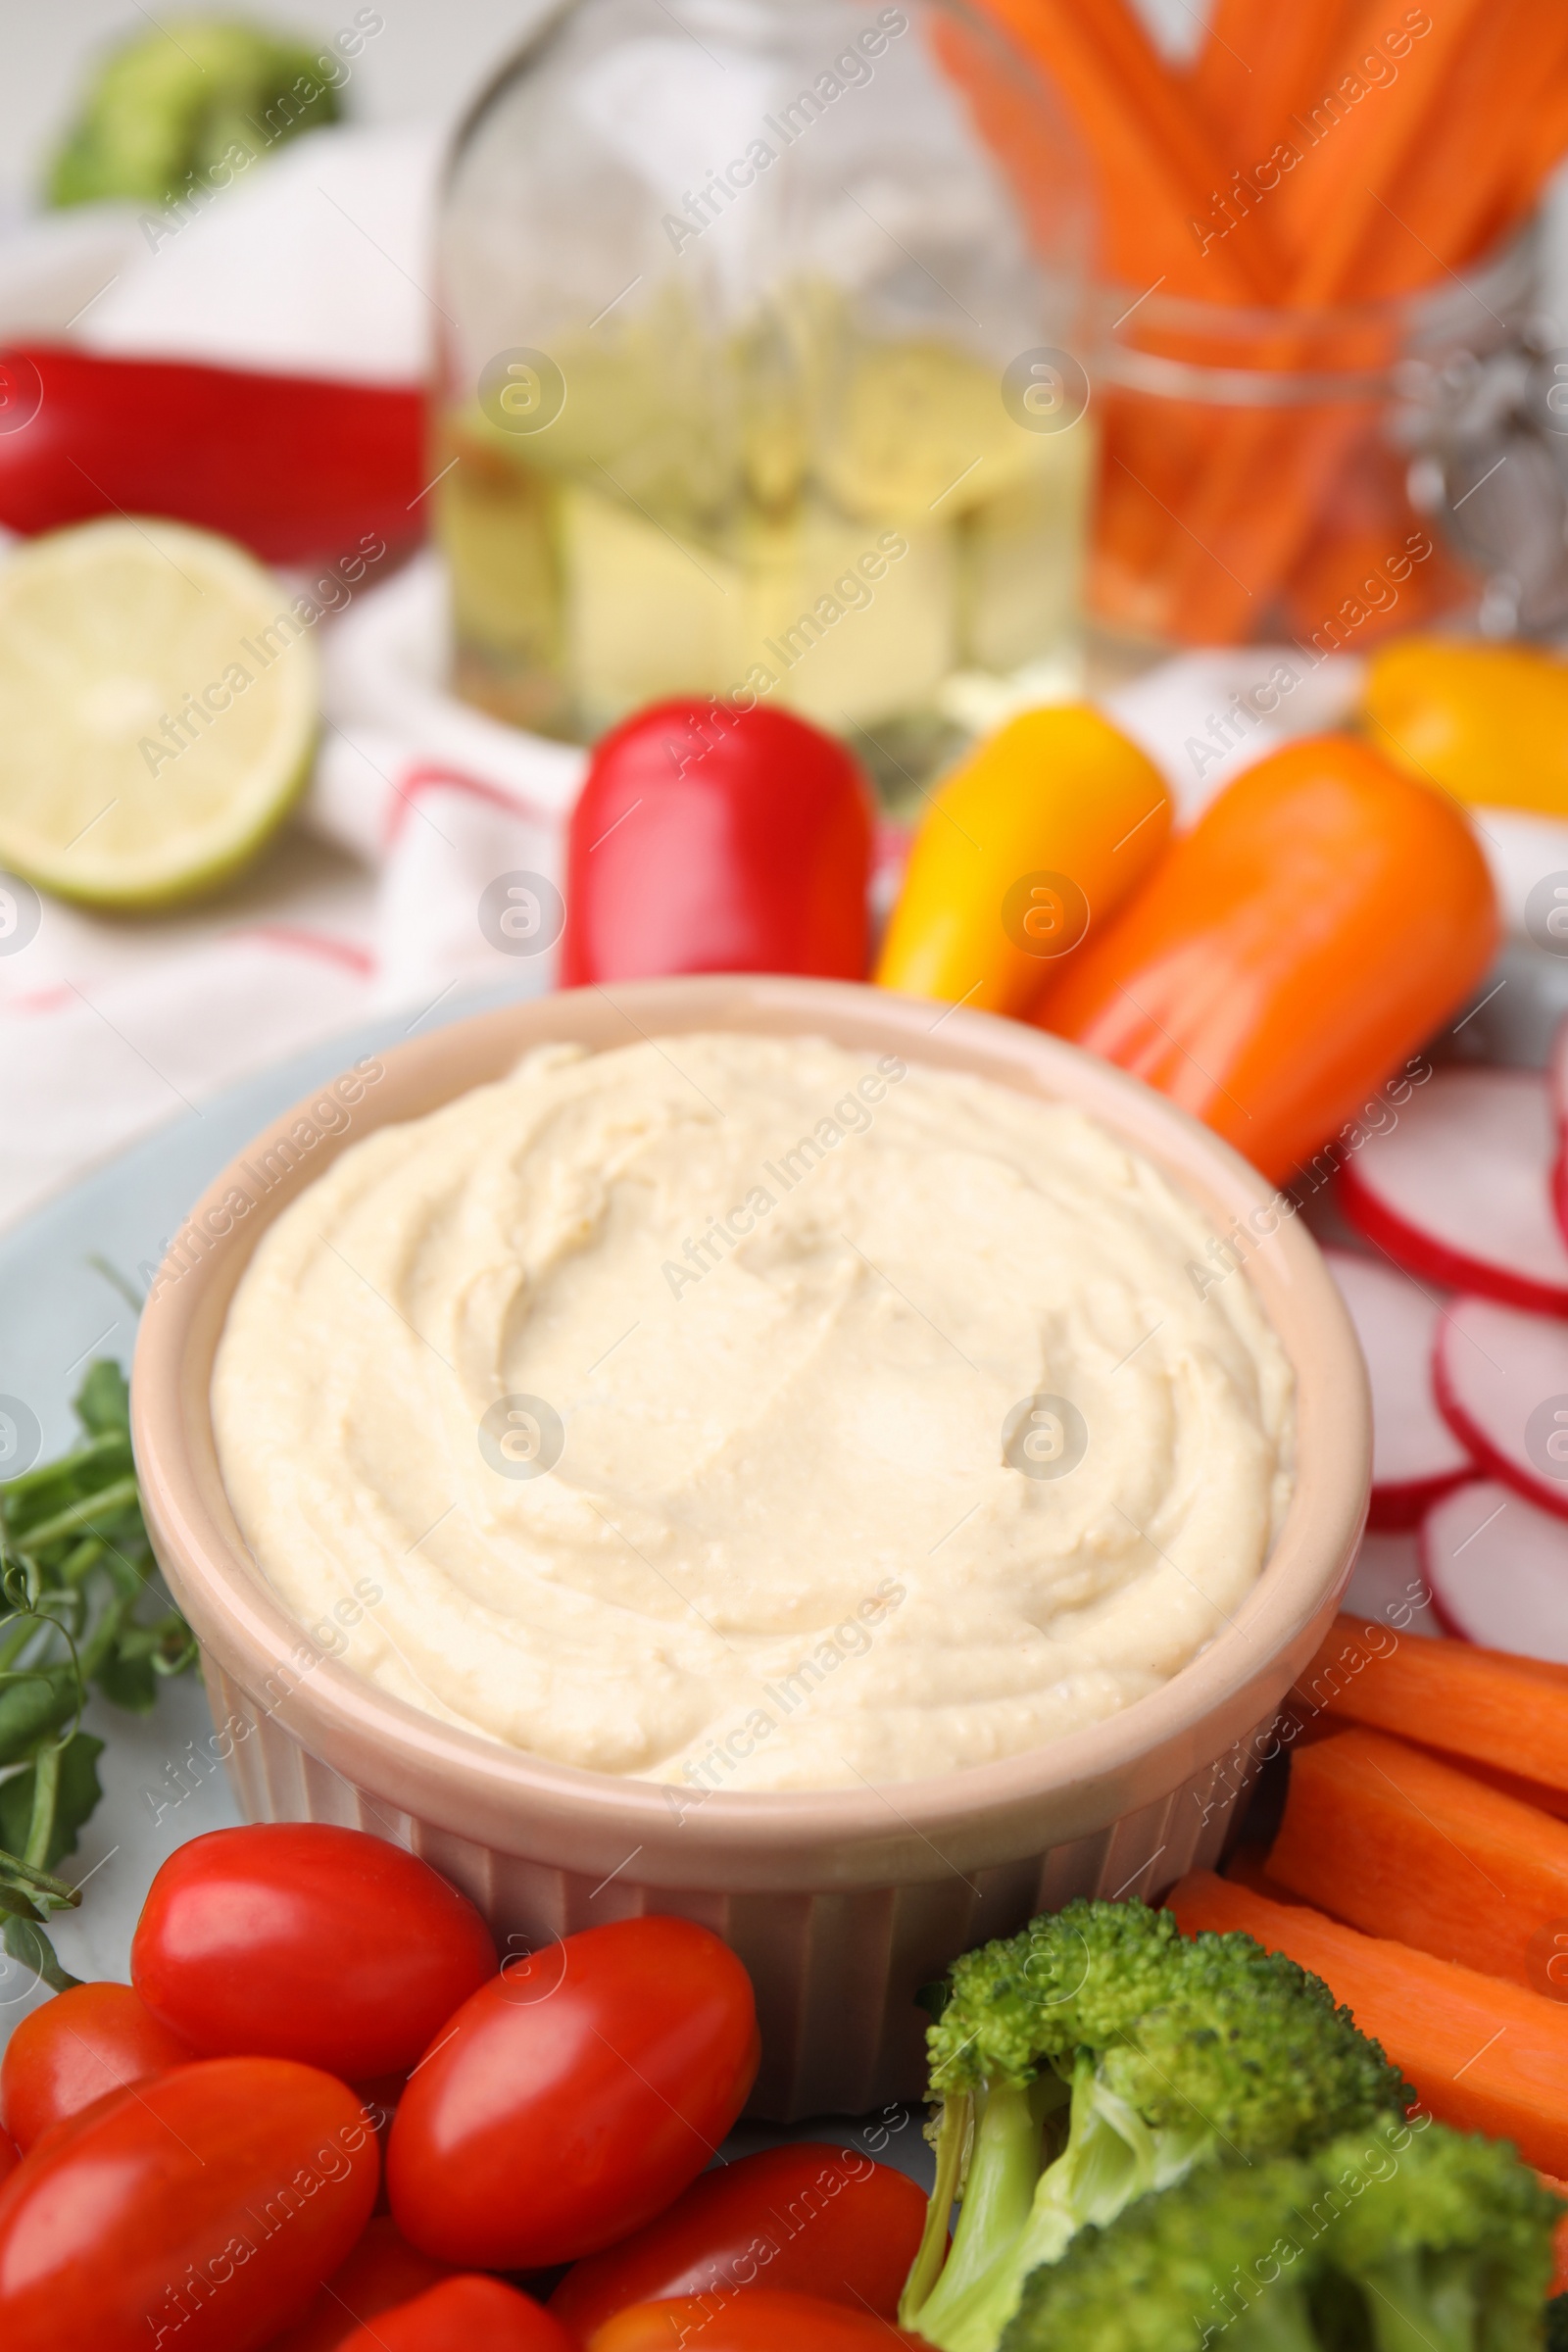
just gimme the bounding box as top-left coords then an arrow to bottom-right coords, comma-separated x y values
1364,638 -> 1568,815
874,704 -> 1171,1016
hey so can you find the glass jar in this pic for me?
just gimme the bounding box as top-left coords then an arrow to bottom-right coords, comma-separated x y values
1088,230 -> 1544,662
434,0 -> 1094,797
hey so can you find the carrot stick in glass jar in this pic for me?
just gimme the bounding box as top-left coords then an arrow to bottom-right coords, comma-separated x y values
968,0 -> 1287,297
1189,0 -> 1357,182
1154,0 -> 1512,642
1032,733 -> 1496,1185
1351,0 -> 1567,296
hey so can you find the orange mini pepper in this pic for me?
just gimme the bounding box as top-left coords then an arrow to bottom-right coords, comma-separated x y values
874,705 -> 1170,1016
1034,733 -> 1497,1185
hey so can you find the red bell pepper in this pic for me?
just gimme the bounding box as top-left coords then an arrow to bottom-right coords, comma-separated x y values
561,699 -> 874,985
0,343 -> 427,564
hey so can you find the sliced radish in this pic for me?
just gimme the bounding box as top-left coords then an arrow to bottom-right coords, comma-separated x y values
1421,1479 -> 1568,1657
1435,1292 -> 1568,1523
1342,1529 -> 1444,1638
1551,1016 -> 1568,1247
1322,1248 -> 1473,1528
1337,1067 -> 1568,1317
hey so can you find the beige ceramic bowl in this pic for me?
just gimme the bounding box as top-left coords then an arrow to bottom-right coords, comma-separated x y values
131,976 -> 1368,2120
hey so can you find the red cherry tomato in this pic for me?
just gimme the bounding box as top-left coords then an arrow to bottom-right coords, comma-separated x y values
0,1979 -> 195,2151
132,1825 -> 497,2078
0,2056 -> 378,2352
264,2215 -> 451,2351
0,2129 -> 15,2185
549,2142 -> 927,2341
588,2288 -> 931,2349
387,1916 -> 760,2269
339,2275 -> 575,2351
352,2072 -> 409,2215
561,699 -> 874,985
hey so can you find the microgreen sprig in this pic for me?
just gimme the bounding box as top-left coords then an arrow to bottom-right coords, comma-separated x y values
0,1362 -> 196,1992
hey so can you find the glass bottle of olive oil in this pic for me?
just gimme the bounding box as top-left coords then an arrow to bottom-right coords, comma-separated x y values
436,0 -> 1094,798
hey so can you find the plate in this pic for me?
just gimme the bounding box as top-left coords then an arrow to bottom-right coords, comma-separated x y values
0,978 -> 932,2180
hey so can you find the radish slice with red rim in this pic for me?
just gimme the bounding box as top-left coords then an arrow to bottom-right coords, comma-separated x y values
1322,1248 -> 1473,1528
1551,1016 -> 1568,1246
1434,1293 -> 1568,1521
1337,1067 -> 1568,1316
1421,1478 -> 1568,1658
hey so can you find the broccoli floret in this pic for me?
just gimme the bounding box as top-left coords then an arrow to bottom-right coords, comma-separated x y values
901,1900 -> 1410,2352
1324,2122 -> 1557,2352
49,20 -> 340,211
999,2138 -> 1322,2352
998,2120 -> 1556,2352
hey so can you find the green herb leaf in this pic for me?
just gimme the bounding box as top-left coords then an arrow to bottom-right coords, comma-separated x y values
0,1665 -> 80,1766
74,1360 -> 130,1439
0,1359 -> 194,1959
0,1732 -> 104,1869
93,1645 -> 157,1713
0,1880 -> 43,1924
2,1913 -> 81,1993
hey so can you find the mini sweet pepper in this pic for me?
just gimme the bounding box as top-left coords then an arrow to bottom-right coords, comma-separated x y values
874,705 -> 1171,1017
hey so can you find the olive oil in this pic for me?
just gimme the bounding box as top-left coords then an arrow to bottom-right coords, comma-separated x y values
437,282 -> 1093,796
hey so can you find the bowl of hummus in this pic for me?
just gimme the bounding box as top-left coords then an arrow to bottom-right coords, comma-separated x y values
132,974 -> 1367,2119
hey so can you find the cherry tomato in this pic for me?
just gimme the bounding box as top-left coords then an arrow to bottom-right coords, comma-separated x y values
550,2142 -> 927,2341
387,1916 -> 760,2269
0,1979 -> 195,2151
353,2072 -> 409,2215
561,699 -> 874,985
0,2130 -> 15,2186
588,2289 -> 931,2349
0,2056 -> 378,2352
132,1824 -> 497,2078
339,2275 -> 576,2350
264,2215 -> 451,2351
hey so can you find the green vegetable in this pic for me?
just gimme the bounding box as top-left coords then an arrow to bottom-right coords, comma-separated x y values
901,1899 -> 1411,2352
0,1361 -> 196,1990
48,19 -> 341,211
999,2120 -> 1557,2352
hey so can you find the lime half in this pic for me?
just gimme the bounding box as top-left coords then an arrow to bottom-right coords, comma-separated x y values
0,517 -> 320,907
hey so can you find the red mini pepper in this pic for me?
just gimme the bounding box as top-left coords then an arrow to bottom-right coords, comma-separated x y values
561,699 -> 874,986
0,344 -> 426,564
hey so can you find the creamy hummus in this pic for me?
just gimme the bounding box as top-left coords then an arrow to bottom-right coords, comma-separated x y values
213,1033 -> 1295,1792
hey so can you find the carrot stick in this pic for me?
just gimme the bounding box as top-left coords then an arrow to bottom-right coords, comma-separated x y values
1191,0 -> 1358,181
1266,1725 -> 1568,1990
970,0 -> 1287,299
1356,0 -> 1568,295
1268,0 -> 1503,306
1220,1847 -> 1303,1904
1453,1760 -> 1568,1828
1158,0 -> 1512,637
1291,1614 -> 1568,1794
1167,1870 -> 1568,2174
